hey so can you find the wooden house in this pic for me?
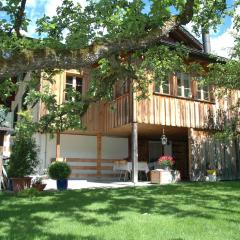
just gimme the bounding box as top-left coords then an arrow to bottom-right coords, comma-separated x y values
8,27 -> 240,182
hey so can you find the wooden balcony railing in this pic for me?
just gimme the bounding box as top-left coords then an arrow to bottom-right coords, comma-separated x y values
82,92 -> 218,132
103,93 -> 132,131
136,94 -> 215,129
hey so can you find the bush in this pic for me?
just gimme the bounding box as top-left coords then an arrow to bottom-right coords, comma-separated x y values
8,132 -> 39,178
48,162 -> 71,180
8,111 -> 39,178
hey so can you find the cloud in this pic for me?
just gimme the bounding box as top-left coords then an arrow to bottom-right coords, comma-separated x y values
22,0 -> 87,37
184,19 -> 235,58
211,27 -> 235,58
44,0 -> 87,17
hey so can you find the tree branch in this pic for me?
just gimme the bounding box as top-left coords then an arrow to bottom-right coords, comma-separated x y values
0,0 -> 197,79
177,0 -> 195,25
0,18 -> 179,78
14,0 -> 27,37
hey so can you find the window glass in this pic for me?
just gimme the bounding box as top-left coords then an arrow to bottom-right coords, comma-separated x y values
65,75 -> 83,101
76,77 -> 83,93
177,73 -> 191,98
155,76 -> 170,94
196,77 -> 210,101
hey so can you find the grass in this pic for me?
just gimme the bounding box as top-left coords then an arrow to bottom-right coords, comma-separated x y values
0,181 -> 240,240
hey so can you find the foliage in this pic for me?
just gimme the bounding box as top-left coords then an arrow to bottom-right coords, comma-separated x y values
8,111 -> 39,177
0,105 -> 8,126
0,0 -> 239,137
48,161 -> 71,180
26,84 -> 89,135
32,177 -> 43,185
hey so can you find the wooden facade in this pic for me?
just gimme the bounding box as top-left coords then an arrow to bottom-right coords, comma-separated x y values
7,27 -> 240,182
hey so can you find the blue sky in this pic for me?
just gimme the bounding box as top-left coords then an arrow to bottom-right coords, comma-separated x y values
1,0 -> 237,57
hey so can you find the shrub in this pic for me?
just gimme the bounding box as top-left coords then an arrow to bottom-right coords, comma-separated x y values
8,111 -> 39,178
8,132 -> 39,178
48,162 -> 71,180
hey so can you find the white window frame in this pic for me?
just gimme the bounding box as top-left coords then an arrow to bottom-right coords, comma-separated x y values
197,85 -> 210,101
154,76 -> 171,95
195,76 -> 210,101
177,72 -> 192,98
65,75 -> 83,101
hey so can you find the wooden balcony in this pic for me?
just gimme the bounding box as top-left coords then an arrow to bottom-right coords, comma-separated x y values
136,94 -> 215,129
82,92 -> 216,133
103,93 -> 132,132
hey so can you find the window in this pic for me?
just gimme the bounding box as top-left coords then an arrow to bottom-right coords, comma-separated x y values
65,75 -> 83,101
197,84 -> 210,101
177,73 -> 192,98
154,76 -> 170,94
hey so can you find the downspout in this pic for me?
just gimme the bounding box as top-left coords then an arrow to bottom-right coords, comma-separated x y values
202,29 -> 211,54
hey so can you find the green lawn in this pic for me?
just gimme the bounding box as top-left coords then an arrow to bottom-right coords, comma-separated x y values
0,182 -> 240,240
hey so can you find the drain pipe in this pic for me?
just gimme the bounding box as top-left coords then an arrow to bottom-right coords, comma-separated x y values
202,29 -> 211,54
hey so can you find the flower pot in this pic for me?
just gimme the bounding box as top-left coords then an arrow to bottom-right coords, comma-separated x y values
11,177 -> 32,192
7,179 -> 13,191
57,179 -> 68,190
32,183 -> 47,191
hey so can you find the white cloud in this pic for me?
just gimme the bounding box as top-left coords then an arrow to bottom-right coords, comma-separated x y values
211,28 -> 235,58
44,0 -> 87,17
184,20 -> 235,58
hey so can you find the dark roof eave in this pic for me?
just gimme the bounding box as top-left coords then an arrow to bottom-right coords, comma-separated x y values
159,39 -> 227,63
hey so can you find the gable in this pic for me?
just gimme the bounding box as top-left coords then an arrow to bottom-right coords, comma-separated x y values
162,26 -> 203,52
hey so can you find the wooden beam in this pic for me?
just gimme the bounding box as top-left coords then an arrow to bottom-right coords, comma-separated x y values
188,128 -> 193,181
131,122 -> 138,183
56,132 -> 61,160
0,146 -> 3,191
97,134 -> 102,176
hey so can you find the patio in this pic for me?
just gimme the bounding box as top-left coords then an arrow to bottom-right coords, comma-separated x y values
43,179 -> 152,190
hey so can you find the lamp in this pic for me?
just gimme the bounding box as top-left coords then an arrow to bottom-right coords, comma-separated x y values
161,128 -> 168,146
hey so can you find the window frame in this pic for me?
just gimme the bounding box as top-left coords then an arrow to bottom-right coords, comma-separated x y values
154,75 -> 171,95
195,76 -> 211,102
176,72 -> 192,98
65,75 -> 83,101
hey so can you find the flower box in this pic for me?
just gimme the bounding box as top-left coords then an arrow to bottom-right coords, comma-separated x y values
151,169 -> 181,184
151,169 -> 172,184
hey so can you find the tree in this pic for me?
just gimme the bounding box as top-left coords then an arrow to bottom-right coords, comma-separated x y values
0,0 -> 238,134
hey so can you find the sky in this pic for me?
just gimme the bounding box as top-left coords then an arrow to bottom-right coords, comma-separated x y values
2,0 -> 238,58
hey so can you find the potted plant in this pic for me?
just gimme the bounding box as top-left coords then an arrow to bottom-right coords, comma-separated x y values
206,169 -> 217,182
157,155 -> 175,170
8,111 -> 39,192
48,161 -> 71,190
32,177 -> 47,191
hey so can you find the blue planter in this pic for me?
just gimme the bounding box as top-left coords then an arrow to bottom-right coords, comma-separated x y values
56,179 -> 68,190
8,179 -> 13,191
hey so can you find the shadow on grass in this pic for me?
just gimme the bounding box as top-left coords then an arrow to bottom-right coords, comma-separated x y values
0,181 -> 240,239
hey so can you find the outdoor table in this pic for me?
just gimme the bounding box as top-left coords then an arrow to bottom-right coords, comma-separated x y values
113,161 -> 149,181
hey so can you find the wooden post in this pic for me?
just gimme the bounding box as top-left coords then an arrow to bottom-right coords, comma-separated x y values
132,122 -> 138,183
97,134 -> 102,177
188,128 -> 193,181
131,79 -> 138,183
56,132 -> 61,160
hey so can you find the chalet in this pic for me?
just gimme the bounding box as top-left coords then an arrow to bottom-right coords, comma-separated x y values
5,27 -> 240,182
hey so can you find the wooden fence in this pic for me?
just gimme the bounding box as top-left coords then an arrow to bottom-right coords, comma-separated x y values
190,136 -> 240,181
